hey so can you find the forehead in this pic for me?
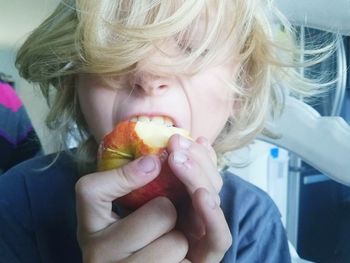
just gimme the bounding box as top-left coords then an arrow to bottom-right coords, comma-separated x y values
79,0 -> 244,74
169,1 -> 234,41
113,0 -> 230,28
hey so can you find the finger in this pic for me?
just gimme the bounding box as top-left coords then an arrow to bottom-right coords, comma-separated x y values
124,230 -> 188,263
195,136 -> 217,165
177,201 -> 205,240
76,155 -> 161,234
168,134 -> 222,193
195,137 -> 222,192
168,150 -> 221,205
103,197 -> 178,256
168,134 -> 215,168
192,188 -> 232,261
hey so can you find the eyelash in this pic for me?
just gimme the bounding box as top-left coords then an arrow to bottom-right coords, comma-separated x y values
183,46 -> 210,57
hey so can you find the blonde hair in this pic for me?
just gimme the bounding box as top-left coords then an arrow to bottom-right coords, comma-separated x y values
16,0 -> 334,171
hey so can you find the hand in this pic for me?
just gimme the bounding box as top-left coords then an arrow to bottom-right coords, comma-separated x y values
75,155 -> 189,263
167,135 -> 232,263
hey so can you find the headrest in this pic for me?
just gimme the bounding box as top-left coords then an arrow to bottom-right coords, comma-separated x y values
275,0 -> 350,36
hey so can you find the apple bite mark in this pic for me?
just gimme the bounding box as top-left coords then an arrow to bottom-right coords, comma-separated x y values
97,119 -> 192,211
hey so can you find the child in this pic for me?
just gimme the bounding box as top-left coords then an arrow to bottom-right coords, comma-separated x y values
0,0 -> 326,262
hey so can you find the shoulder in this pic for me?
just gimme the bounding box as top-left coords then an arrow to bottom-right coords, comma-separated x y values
0,152 -> 82,262
0,151 -> 79,214
220,170 -> 281,220
220,170 -> 282,238
0,151 -> 78,187
0,151 -> 79,216
2,150 -> 77,174
220,170 -> 291,262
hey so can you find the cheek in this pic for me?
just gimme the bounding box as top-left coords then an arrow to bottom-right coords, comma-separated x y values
189,87 -> 232,142
195,92 -> 231,141
187,69 -> 233,142
77,79 -> 118,143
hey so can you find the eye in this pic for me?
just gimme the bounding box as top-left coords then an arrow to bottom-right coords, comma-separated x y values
177,41 -> 210,57
184,46 -> 210,57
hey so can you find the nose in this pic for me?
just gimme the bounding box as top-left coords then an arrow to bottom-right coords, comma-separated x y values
128,70 -> 170,96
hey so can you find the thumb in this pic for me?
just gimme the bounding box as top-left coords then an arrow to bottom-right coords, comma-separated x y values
76,155 -> 161,234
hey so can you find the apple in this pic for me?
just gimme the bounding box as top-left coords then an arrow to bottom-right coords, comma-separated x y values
97,120 -> 191,210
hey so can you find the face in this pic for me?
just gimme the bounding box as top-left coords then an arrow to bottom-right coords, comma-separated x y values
77,1 -> 236,145
77,55 -> 234,145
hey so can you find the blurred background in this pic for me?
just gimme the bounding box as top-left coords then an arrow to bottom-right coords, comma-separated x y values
0,0 -> 59,153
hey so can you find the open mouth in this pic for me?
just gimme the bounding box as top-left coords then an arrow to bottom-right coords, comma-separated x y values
129,115 -> 175,127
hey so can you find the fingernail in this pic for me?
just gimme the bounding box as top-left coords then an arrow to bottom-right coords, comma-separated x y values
179,136 -> 191,149
173,151 -> 188,164
138,156 -> 156,173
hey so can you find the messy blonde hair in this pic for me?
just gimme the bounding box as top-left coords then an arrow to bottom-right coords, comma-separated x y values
16,0 -> 333,170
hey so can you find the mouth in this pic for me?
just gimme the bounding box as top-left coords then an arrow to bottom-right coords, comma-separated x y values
128,115 -> 176,127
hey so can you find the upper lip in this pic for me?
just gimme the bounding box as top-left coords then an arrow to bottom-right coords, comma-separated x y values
122,113 -> 180,127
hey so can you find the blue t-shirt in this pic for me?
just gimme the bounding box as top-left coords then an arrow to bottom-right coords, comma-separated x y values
0,152 -> 291,263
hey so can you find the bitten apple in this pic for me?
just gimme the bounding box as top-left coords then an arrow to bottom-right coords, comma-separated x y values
97,120 -> 191,210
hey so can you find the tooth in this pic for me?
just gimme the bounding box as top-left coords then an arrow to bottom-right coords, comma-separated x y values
132,115 -> 174,127
164,118 -> 174,127
138,116 -> 150,122
151,116 -> 165,125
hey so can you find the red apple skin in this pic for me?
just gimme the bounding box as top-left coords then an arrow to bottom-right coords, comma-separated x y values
97,121 -> 188,211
